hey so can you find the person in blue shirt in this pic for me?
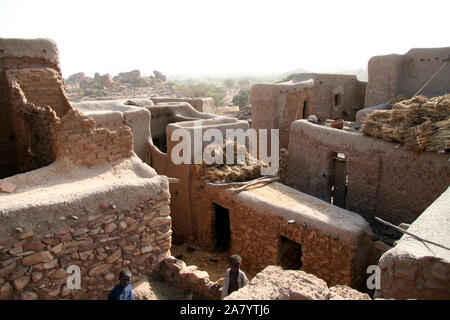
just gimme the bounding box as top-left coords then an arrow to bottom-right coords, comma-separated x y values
108,268 -> 134,300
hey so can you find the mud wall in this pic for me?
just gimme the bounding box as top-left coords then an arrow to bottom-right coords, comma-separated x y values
151,97 -> 215,114
365,47 -> 450,107
252,82 -> 313,149
286,120 -> 450,233
0,38 -> 69,178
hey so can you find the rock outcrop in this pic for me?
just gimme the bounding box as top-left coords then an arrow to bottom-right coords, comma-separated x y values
224,266 -> 371,300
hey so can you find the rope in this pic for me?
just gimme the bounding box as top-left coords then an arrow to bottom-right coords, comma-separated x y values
375,216 -> 450,251
413,58 -> 449,97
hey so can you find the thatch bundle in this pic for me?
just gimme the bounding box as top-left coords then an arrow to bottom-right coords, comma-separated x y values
194,140 -> 269,183
361,94 -> 450,153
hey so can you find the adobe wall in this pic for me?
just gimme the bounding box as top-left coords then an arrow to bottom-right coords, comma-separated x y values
251,74 -> 366,149
0,157 -> 171,300
251,81 -> 313,149
151,97 -> 215,114
0,38 -> 70,178
164,118 -> 250,242
293,74 -> 367,121
0,68 -> 15,178
7,78 -> 134,170
365,47 -> 450,107
286,120 -> 450,233
190,176 -> 373,289
378,187 -> 450,299
0,38 -> 61,73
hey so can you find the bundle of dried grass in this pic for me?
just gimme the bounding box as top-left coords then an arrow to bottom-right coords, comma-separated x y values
361,94 -> 450,153
194,140 -> 269,183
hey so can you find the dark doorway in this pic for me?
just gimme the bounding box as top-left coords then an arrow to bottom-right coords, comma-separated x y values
279,236 -> 302,270
302,100 -> 309,119
331,153 -> 347,208
334,94 -> 342,107
214,203 -> 231,252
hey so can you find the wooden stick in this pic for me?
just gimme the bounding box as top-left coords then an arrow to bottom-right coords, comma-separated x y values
375,217 -> 450,251
231,176 -> 280,192
206,175 -> 276,187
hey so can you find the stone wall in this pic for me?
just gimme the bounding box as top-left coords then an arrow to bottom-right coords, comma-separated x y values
378,187 -> 450,300
0,162 -> 170,301
364,47 -> 450,107
0,163 -> 171,300
72,99 -> 153,164
159,256 -> 221,300
55,110 -> 134,167
190,175 -> 373,289
286,120 -> 450,233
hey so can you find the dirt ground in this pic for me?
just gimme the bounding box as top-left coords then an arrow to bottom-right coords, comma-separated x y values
133,242 -> 245,300
133,278 -> 190,300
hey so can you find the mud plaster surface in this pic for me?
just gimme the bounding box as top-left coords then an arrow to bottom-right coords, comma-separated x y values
240,182 -> 373,239
0,156 -> 168,234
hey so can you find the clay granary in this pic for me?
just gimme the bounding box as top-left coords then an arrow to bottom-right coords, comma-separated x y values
0,38 -> 449,300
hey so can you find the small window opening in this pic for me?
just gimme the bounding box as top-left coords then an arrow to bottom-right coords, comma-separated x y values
334,94 -> 342,107
279,236 -> 302,269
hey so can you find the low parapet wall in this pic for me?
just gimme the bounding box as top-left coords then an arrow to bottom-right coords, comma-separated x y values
378,187 -> 450,299
151,97 -> 215,114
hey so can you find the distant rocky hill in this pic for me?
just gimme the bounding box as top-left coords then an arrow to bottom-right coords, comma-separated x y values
65,70 -> 174,101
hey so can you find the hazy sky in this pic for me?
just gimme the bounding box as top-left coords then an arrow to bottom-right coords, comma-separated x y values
0,0 -> 448,77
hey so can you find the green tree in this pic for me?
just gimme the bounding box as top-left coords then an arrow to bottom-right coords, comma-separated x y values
224,79 -> 235,89
232,89 -> 251,109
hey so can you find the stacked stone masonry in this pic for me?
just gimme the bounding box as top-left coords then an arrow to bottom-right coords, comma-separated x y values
190,173 -> 373,290
55,110 -> 134,167
159,256 -> 222,300
0,193 -> 171,300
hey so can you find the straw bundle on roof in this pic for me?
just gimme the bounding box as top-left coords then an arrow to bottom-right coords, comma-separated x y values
361,94 -> 450,153
194,140 -> 269,183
